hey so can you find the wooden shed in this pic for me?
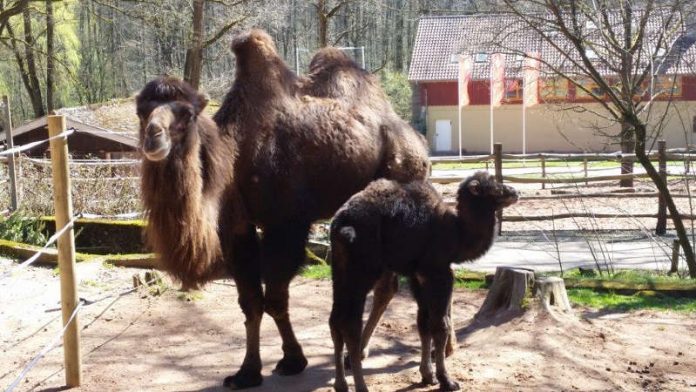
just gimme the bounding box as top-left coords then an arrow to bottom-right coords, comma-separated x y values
0,115 -> 139,158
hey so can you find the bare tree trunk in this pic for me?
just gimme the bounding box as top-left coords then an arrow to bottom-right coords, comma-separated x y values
620,121 -> 635,187
634,124 -> 696,277
46,0 -> 55,112
19,7 -> 44,117
183,0 -> 205,89
393,0 -> 404,71
317,0 -> 328,48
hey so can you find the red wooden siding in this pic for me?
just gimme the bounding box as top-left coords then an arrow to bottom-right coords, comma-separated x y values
419,76 -> 696,106
420,81 -> 489,106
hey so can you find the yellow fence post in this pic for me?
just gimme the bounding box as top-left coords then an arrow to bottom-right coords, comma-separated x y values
47,115 -> 81,387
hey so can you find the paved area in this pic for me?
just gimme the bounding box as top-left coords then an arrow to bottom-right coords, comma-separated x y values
467,233 -> 682,272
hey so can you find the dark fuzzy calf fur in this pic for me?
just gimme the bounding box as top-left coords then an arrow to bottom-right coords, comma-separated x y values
329,172 -> 518,392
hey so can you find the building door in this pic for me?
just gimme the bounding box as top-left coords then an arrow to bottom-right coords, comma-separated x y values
435,119 -> 452,152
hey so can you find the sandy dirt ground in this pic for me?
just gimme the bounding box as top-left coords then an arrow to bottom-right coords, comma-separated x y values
2,259 -> 695,392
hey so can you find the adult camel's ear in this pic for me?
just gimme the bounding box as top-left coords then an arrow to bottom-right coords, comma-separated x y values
467,179 -> 481,196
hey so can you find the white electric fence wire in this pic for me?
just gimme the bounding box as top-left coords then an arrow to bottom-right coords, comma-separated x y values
25,157 -> 140,166
4,301 -> 83,392
0,130 -> 74,157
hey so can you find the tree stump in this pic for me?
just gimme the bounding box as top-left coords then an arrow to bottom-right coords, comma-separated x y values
535,277 -> 572,313
476,267 -> 535,318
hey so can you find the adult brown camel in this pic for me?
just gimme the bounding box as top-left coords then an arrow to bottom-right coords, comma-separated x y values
137,77 -> 237,290
329,172 -> 519,392
211,29 -> 430,389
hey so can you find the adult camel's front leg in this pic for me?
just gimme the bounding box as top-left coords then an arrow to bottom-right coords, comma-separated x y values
223,224 -> 264,390
261,222 -> 311,375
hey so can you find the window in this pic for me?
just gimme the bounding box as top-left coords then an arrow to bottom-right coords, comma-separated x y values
653,75 -> 682,98
585,48 -> 598,59
504,79 -> 523,102
475,52 -> 488,63
575,77 -> 605,99
449,54 -> 460,64
540,77 -> 568,101
514,54 -> 525,67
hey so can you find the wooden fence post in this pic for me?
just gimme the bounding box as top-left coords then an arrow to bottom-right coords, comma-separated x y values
670,239 -> 680,274
583,158 -> 588,186
2,96 -> 18,211
47,115 -> 81,387
494,143 -> 503,235
540,155 -> 546,190
656,140 -> 667,235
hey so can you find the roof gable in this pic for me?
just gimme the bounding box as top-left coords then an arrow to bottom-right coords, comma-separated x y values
409,12 -> 696,82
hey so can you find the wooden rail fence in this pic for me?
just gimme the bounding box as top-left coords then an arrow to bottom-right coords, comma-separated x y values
431,141 -> 696,238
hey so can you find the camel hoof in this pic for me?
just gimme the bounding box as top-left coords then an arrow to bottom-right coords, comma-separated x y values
420,375 -> 437,386
223,370 -> 262,390
333,379 -> 349,392
273,354 -> 308,376
438,379 -> 460,391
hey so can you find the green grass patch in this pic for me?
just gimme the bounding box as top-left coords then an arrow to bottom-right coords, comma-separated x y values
454,279 -> 487,289
300,264 -> 331,280
549,269 -> 695,288
299,265 -> 487,290
568,288 -> 696,312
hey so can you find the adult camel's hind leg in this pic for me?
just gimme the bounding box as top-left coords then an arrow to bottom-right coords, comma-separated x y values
261,222 -> 311,375
223,224 -> 264,390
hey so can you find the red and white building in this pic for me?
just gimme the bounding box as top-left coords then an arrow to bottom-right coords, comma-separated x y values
408,14 -> 696,154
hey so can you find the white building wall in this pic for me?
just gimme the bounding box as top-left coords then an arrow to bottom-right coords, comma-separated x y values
426,102 -> 696,154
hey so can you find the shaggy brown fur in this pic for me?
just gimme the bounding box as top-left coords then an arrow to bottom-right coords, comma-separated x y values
137,77 -> 236,289
211,29 -> 430,389
329,172 -> 519,392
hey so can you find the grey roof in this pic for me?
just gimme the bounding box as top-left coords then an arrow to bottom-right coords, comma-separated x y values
0,115 -> 139,149
409,12 -> 696,82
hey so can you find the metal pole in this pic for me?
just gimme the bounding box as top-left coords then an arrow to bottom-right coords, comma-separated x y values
490,102 -> 494,154
457,56 -> 462,159
494,143 -> 503,234
295,45 -> 300,75
522,103 -> 526,155
360,46 -> 365,69
47,115 -> 81,387
2,96 -> 18,210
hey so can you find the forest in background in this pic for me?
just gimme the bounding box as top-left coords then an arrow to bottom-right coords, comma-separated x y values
0,0 -> 504,124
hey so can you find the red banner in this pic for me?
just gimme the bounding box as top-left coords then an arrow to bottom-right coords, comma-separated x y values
490,53 -> 505,108
524,53 -> 540,107
458,56 -> 473,107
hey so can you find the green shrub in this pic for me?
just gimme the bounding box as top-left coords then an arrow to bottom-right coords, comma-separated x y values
0,210 -> 48,246
379,69 -> 412,123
